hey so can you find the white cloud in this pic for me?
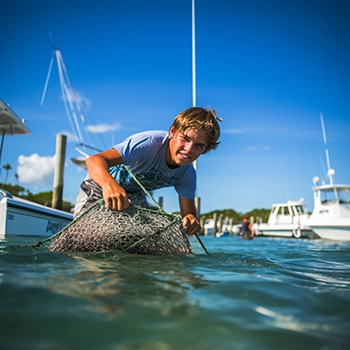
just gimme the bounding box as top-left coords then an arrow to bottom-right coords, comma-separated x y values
17,153 -> 55,185
86,123 -> 121,134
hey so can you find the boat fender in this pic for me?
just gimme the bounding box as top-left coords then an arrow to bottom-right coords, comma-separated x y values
292,228 -> 301,238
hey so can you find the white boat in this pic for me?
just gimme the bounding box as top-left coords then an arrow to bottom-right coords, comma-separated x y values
305,114 -> 350,240
0,188 -> 72,237
0,98 -> 73,237
253,199 -> 317,238
306,172 -> 350,240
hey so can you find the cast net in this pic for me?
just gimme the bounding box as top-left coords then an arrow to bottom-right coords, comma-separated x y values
45,199 -> 193,255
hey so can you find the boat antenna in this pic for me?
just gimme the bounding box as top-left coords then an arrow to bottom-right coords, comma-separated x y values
320,113 -> 335,186
40,49 -> 55,106
40,33 -> 56,106
192,0 -> 196,109
192,0 -> 197,175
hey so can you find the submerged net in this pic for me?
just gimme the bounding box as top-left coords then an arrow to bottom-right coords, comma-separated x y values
46,199 -> 194,255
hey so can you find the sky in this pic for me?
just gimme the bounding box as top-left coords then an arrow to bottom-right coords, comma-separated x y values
1,0 -> 350,215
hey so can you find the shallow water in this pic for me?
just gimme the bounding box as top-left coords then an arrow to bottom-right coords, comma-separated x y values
1,235 -> 349,350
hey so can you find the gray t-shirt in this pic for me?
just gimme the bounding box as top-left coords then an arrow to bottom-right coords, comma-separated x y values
73,130 -> 196,217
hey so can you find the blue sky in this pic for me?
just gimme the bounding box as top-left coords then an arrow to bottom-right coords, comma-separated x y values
1,0 -> 350,215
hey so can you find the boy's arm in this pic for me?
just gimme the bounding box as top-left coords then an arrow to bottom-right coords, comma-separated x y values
178,195 -> 201,235
85,148 -> 130,211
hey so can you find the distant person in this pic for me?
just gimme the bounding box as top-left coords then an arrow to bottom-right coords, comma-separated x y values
239,214 -> 254,240
73,107 -> 222,236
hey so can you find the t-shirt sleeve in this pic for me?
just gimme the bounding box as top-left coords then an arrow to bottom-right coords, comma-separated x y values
175,165 -> 196,200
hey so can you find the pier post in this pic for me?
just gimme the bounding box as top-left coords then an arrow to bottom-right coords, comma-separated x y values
219,214 -> 223,233
229,217 -> 234,236
200,215 -> 206,235
52,134 -> 67,210
213,212 -> 217,237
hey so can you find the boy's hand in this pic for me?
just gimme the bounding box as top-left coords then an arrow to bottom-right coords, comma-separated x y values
102,179 -> 130,211
182,214 -> 201,235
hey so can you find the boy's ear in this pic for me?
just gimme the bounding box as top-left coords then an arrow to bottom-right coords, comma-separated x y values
169,126 -> 176,138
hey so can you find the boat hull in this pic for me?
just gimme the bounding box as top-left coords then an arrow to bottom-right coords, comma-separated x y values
254,224 -> 317,239
307,220 -> 350,241
0,196 -> 72,237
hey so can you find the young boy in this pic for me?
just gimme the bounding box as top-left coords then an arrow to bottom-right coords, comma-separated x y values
73,107 -> 221,235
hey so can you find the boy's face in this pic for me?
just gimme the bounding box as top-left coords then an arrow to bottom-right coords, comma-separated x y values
166,127 -> 207,168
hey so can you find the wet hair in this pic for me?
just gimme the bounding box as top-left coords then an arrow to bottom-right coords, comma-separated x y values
170,107 -> 221,153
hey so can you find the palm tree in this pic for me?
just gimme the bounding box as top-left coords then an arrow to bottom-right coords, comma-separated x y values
2,164 -> 11,184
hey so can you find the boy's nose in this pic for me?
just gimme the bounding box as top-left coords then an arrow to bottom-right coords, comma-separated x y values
185,142 -> 194,153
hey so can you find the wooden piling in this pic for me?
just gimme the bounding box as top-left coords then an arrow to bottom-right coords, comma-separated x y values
52,134 -> 67,210
213,212 -> 217,237
219,214 -> 223,233
229,217 -> 234,236
200,215 -> 206,235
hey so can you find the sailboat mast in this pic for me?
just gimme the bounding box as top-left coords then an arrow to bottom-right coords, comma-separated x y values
192,0 -> 200,219
192,0 -> 196,108
192,0 -> 197,173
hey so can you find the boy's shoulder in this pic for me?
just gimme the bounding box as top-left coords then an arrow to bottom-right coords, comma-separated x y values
133,130 -> 168,139
127,130 -> 168,145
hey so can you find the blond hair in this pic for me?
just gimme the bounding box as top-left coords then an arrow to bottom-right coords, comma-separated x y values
171,107 -> 221,153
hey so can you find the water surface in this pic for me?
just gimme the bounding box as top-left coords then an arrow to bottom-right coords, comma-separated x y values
1,235 -> 349,349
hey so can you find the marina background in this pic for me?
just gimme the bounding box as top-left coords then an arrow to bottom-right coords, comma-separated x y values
1,0 -> 350,215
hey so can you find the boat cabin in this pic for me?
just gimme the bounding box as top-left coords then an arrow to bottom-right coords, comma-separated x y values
312,183 -> 350,219
267,200 -> 310,226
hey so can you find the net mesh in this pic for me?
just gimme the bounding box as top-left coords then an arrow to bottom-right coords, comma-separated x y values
47,199 -> 194,255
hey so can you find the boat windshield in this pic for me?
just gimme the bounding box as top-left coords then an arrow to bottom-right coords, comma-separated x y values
339,190 -> 350,204
294,205 -> 307,214
321,188 -> 350,204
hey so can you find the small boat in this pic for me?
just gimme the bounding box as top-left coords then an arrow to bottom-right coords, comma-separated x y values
305,172 -> 350,240
0,188 -> 73,237
253,199 -> 317,238
0,99 -> 73,237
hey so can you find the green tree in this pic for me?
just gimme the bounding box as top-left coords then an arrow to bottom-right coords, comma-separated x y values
2,164 -> 11,184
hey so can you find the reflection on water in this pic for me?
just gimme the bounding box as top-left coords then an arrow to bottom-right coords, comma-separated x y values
42,252 -> 211,318
0,235 -> 350,349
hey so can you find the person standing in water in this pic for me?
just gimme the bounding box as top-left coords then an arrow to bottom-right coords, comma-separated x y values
239,214 -> 254,240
